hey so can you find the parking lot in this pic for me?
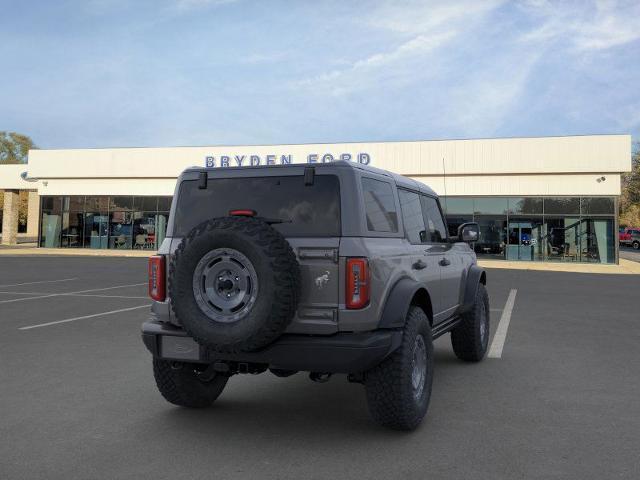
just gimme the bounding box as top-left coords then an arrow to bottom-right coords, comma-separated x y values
0,256 -> 639,479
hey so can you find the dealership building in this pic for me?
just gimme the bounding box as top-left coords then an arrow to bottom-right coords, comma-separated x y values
0,134 -> 631,264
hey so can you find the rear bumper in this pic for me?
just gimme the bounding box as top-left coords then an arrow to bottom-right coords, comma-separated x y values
141,320 -> 402,374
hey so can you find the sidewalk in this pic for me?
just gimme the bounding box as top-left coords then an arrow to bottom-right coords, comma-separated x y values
478,258 -> 640,275
0,246 -> 154,257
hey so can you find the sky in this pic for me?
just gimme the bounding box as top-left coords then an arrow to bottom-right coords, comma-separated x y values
1,0 -> 639,149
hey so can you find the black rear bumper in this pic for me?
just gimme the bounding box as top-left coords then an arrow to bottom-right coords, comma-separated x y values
141,320 -> 402,374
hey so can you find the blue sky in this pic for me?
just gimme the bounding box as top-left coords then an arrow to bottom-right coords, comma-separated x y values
1,0 -> 639,149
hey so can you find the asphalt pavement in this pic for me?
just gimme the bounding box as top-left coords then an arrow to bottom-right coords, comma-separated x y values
620,245 -> 640,263
0,256 -> 638,479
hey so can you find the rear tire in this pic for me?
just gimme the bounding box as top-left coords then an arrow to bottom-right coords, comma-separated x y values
364,306 -> 433,431
633,241 -> 640,250
451,283 -> 490,362
153,359 -> 228,408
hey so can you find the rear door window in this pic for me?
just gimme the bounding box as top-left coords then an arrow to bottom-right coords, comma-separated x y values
420,196 -> 448,243
173,175 -> 341,237
361,177 -> 398,233
398,189 -> 426,244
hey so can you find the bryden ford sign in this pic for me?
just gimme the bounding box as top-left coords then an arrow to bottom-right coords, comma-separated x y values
205,152 -> 371,168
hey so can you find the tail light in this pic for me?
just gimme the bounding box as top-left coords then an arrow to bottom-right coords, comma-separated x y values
149,255 -> 166,301
346,258 -> 369,309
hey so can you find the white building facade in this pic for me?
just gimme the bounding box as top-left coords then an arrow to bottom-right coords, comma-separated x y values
0,134 -> 632,263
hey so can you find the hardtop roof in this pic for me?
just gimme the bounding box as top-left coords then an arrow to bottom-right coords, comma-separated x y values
184,160 -> 438,197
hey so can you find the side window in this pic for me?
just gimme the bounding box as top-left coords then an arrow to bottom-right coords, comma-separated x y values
421,196 -> 448,243
398,189 -> 427,244
361,177 -> 398,233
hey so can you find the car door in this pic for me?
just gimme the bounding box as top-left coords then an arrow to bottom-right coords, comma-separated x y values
397,189 -> 443,320
420,195 -> 462,322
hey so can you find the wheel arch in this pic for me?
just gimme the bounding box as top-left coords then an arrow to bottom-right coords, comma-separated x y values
459,265 -> 487,314
378,278 -> 433,329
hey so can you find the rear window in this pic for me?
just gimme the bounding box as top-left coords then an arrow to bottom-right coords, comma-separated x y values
173,175 -> 341,237
362,177 -> 398,233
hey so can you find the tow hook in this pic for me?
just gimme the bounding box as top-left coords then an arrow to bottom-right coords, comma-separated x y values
309,372 -> 332,383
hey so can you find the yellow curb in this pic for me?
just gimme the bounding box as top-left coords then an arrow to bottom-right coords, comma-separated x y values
0,247 -> 156,258
478,258 -> 640,275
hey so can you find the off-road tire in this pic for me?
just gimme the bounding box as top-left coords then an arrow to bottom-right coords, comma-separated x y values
153,359 -> 228,408
451,283 -> 490,362
364,306 -> 433,431
169,216 -> 300,353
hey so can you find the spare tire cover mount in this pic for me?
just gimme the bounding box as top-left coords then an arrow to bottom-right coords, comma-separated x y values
192,248 -> 259,323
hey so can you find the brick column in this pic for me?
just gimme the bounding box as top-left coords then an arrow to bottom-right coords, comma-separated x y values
26,190 -> 40,239
1,189 -> 20,245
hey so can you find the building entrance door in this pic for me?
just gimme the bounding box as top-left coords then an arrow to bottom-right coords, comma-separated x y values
507,221 -> 542,261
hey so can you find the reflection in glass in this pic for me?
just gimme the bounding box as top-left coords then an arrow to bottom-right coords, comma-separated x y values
84,213 -> 109,249
580,197 -> 614,215
475,217 -> 507,259
109,211 -> 132,249
508,197 -> 542,215
543,217 -> 581,261
473,198 -> 508,215
544,197 -> 580,215
443,197 -> 473,215
133,212 -> 158,249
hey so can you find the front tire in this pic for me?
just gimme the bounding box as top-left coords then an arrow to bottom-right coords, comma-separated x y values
364,306 -> 433,431
153,359 -> 228,408
633,241 -> 640,250
451,283 -> 490,362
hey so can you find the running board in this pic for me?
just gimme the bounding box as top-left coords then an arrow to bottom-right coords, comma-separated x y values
432,316 -> 462,339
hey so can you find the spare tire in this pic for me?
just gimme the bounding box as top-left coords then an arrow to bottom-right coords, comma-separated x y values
169,216 -> 300,353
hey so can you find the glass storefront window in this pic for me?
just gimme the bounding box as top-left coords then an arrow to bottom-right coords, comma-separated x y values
544,197 -> 580,215
133,197 -> 158,211
157,197 -> 172,212
580,218 -> 614,263
36,194 -> 617,263
473,198 -> 508,215
40,197 -> 63,247
133,212 -> 158,249
543,217 -> 581,261
442,197 -> 473,215
109,211 -> 132,249
508,197 -> 542,215
474,217 -> 507,259
581,197 -> 614,215
110,196 -> 133,211
507,218 -> 544,261
84,213 -> 109,249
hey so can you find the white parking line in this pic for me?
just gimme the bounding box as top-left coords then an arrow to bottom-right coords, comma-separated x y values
0,283 -> 147,304
19,304 -> 150,330
0,291 -> 148,299
0,278 -> 78,288
488,289 -> 518,359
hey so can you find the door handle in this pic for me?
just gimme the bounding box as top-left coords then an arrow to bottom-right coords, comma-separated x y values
412,259 -> 427,270
439,257 -> 451,266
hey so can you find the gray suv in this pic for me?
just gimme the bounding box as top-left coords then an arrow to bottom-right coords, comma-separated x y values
142,161 -> 489,430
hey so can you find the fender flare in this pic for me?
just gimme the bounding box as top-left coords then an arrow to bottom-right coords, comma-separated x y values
459,265 -> 486,314
378,278 -> 431,329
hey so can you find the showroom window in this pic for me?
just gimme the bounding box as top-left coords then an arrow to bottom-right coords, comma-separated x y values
441,196 -> 616,264
40,195 -> 172,250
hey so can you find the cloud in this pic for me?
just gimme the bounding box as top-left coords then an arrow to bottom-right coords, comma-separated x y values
296,0 -> 506,96
519,0 -> 640,51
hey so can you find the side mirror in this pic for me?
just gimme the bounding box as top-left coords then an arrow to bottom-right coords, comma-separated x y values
457,222 -> 479,243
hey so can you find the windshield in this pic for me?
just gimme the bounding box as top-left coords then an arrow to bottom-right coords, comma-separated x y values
173,174 -> 341,237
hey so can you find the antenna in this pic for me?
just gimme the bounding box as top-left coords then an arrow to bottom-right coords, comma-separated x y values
441,157 -> 448,214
